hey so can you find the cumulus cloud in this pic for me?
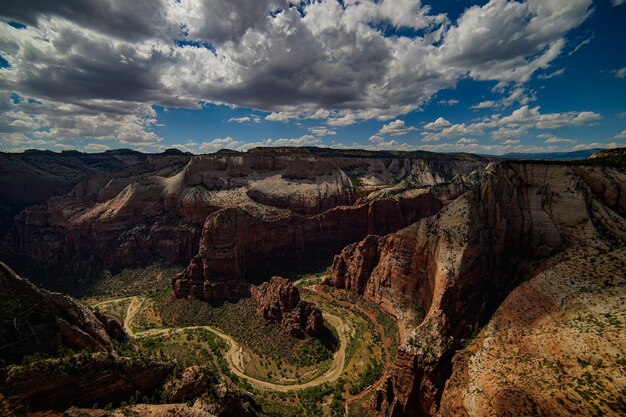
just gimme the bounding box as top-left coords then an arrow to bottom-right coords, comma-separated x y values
471,86 -> 536,110
457,138 -> 477,144
378,120 -> 416,136
198,137 -> 242,153
614,130 -> 626,139
84,143 -> 111,152
197,134 -> 324,154
421,105 -> 601,143
0,0 -> 594,146
424,117 -> 452,130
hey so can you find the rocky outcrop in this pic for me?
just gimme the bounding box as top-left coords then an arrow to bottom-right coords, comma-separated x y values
173,189 -> 444,303
439,247 -> 626,417
164,365 -> 216,403
4,148 -> 488,282
326,161 -> 626,416
251,276 -> 323,338
1,353 -> 174,414
0,149 -> 153,238
0,261 -> 125,364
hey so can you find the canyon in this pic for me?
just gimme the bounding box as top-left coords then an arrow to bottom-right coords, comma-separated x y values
0,147 -> 624,416
327,159 -> 626,416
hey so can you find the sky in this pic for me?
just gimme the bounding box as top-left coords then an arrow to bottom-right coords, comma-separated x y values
0,0 -> 625,155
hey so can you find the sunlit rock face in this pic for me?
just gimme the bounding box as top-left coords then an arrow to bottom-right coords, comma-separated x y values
251,276 -> 323,338
4,148 -> 487,281
327,161 -> 626,416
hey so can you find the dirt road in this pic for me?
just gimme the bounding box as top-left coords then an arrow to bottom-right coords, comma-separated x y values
94,296 -> 351,392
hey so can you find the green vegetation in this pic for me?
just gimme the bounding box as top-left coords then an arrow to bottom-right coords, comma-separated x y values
350,177 -> 364,189
84,263 -> 181,300
154,296 -> 336,368
348,360 -> 382,395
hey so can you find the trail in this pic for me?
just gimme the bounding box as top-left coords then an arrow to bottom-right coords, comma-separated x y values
309,284 -> 403,414
94,295 -> 350,392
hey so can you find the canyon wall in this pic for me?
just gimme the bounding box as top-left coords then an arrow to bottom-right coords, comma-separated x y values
2,147 -> 488,291
326,161 -> 626,416
172,188 -> 444,303
0,261 -> 123,363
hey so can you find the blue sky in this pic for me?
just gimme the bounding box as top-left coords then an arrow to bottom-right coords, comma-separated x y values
0,0 -> 625,154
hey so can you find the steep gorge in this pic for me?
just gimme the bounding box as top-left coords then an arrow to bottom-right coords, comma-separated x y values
326,162 -> 626,416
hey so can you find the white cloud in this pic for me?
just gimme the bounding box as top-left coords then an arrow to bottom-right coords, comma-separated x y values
424,117 -> 452,130
457,138 -> 477,144
438,99 -> 459,107
327,114 -> 358,127
471,86 -> 536,110
0,0 -> 594,143
197,134 -> 324,153
537,68 -> 565,80
614,67 -> 626,79
308,126 -> 336,137
569,35 -> 594,56
368,135 -> 384,143
84,143 -> 111,152
228,117 -> 251,123
198,137 -> 243,153
611,0 -> 625,6
378,119 -> 416,136
421,105 -> 601,144
614,130 -> 626,139
541,135 -> 576,144
572,142 -> 620,150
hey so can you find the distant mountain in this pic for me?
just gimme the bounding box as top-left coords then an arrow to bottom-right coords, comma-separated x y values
500,148 -> 605,161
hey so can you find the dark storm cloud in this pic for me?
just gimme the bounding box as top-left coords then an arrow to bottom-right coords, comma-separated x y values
0,0 -> 171,40
0,0 -> 596,146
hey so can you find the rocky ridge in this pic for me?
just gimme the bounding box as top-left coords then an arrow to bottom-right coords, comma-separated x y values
251,276 -> 323,338
326,161 -> 626,416
3,148 -> 488,288
0,261 -> 123,364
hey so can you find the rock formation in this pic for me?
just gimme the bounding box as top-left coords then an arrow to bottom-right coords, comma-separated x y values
0,149 -> 155,237
326,161 -> 626,416
439,247 -> 626,416
3,148 -> 488,286
172,189 -> 444,303
251,276 -> 323,338
0,261 -> 124,364
1,353 -> 174,414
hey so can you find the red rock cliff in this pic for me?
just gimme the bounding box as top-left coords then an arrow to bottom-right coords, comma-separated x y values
251,276 -> 323,338
326,162 -> 626,416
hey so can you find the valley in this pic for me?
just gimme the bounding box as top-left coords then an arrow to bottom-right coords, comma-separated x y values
83,264 -> 397,416
1,147 -> 624,417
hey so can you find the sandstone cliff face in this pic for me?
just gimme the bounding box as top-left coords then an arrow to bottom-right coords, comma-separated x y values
251,276 -> 323,338
0,149 -> 152,237
1,353 -> 174,414
172,189 -> 444,303
327,161 -> 626,416
4,148 -> 487,280
0,261 -> 123,364
439,247 -> 626,417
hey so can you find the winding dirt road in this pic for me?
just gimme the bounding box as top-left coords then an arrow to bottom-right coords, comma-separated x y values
94,296 -> 350,392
